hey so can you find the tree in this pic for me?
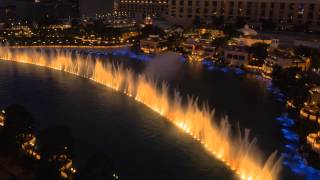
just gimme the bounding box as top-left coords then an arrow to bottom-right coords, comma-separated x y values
234,17 -> 246,29
38,126 -> 74,166
34,161 -> 61,180
193,16 -> 201,29
249,43 -> 269,60
262,19 -> 277,32
1,104 -> 34,152
272,67 -> 311,109
222,25 -> 241,38
211,37 -> 230,48
294,46 -> 320,69
166,32 -> 183,51
76,152 -> 119,180
292,23 -> 310,33
140,25 -> 165,38
211,16 -> 224,28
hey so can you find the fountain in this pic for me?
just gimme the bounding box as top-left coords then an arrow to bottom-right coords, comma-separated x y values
0,46 -> 283,180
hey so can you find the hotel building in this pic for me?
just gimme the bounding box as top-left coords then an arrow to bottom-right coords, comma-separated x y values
116,0 -> 168,17
167,0 -> 320,27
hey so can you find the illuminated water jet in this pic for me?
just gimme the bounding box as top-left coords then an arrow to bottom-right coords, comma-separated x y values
0,46 -> 283,180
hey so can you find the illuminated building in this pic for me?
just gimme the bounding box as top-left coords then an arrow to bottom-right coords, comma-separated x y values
224,45 -> 251,66
140,35 -> 168,53
168,0 -> 320,28
116,0 -> 168,17
307,131 -> 320,153
262,50 -> 311,79
300,86 -> 320,123
182,37 -> 217,61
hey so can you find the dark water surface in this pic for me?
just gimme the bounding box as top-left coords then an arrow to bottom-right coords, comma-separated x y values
0,54 -> 293,179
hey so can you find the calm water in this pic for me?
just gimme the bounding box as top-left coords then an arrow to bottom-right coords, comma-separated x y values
0,52 -> 296,179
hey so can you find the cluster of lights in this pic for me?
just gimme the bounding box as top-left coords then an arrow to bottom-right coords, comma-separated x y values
120,0 -> 167,4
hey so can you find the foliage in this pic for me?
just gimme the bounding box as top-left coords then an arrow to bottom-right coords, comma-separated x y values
1,104 -> 34,151
193,16 -> 201,29
166,33 -> 183,51
211,17 -> 224,28
292,23 -> 310,33
262,19 -> 277,32
222,25 -> 241,38
234,17 -> 246,29
76,152 -> 118,180
34,161 -> 61,180
249,43 -> 269,60
38,126 -> 74,163
294,46 -> 320,68
272,67 -> 311,109
211,37 -> 230,48
140,25 -> 165,38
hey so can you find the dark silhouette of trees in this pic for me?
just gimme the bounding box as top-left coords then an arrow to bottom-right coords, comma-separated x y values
193,16 -> 201,29
38,126 -> 74,162
294,46 -> 320,69
234,17 -> 246,29
211,17 -> 224,28
262,19 -> 277,32
211,37 -> 230,48
249,43 -> 269,66
0,104 -> 34,152
76,152 -> 119,180
140,25 -> 166,38
272,67 -> 311,109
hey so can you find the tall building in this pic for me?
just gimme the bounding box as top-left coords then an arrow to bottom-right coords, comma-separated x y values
35,0 -> 80,18
168,0 -> 320,28
0,0 -> 80,20
0,0 -> 34,20
117,0 -> 168,17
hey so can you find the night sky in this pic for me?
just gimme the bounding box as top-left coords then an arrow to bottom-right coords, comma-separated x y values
80,0 -> 114,16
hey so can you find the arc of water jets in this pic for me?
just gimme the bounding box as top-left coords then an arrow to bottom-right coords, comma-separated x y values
0,46 -> 283,180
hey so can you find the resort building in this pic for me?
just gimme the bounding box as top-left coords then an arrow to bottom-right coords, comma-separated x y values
294,39 -> 320,50
237,25 -> 279,49
307,131 -> 320,153
300,86 -> 320,123
167,0 -> 320,28
35,0 -> 80,18
182,35 -> 218,61
140,35 -> 168,54
262,50 -> 311,78
116,0 -> 168,18
224,46 -> 250,67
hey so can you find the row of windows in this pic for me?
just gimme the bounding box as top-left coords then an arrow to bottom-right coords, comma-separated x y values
171,6 -> 320,20
175,7 -> 318,17
171,0 -> 318,11
170,13 -> 320,24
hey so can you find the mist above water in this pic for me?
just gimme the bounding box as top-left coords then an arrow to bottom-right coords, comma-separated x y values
144,52 -> 182,81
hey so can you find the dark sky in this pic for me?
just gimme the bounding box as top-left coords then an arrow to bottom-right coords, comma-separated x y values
80,0 -> 114,16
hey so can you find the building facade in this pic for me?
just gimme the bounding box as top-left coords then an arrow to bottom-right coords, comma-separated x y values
35,0 -> 80,19
116,0 -> 168,18
262,51 -> 311,78
0,0 -> 79,20
140,35 -> 168,53
224,46 -> 250,66
168,0 -> 320,27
